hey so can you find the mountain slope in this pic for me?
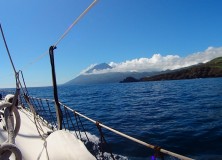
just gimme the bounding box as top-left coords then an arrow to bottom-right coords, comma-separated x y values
139,57 -> 222,82
64,62 -> 163,85
64,71 -> 158,85
85,63 -> 112,74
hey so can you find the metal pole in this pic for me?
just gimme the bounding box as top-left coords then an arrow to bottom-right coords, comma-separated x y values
49,46 -> 63,130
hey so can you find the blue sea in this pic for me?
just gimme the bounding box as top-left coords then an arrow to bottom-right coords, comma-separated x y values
26,78 -> 222,159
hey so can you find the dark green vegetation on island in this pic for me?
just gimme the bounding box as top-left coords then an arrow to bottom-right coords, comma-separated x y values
120,57 -> 222,83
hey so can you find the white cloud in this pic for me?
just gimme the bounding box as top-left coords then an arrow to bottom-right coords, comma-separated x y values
81,46 -> 222,75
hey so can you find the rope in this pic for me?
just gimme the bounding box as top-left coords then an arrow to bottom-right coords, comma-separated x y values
62,104 -> 194,160
96,121 -> 115,160
0,96 -> 22,160
22,95 -> 50,160
75,112 -> 98,159
0,143 -> 22,160
71,112 -> 80,139
74,111 -> 83,140
77,113 -> 90,142
53,0 -> 98,47
19,95 -> 194,160
23,95 -> 47,140
66,109 -> 79,138
45,99 -> 57,128
19,70 -> 29,96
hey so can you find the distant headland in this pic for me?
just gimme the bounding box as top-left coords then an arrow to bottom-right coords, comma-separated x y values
120,57 -> 222,83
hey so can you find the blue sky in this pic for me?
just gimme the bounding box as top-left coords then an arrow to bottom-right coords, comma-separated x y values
0,0 -> 222,88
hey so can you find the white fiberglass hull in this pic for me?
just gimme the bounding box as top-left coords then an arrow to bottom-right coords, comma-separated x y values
0,108 -> 96,160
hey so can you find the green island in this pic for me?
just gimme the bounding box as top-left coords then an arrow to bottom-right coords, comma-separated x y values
120,57 -> 222,83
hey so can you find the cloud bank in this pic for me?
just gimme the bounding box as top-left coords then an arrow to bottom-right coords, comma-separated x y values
82,46 -> 222,75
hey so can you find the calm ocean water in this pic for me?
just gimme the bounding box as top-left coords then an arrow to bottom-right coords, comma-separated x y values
28,78 -> 222,160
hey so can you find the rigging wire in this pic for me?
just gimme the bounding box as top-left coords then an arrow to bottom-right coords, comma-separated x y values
1,0 -> 98,82
0,24 -> 23,92
20,50 -> 48,72
1,24 -> 31,99
20,0 -> 98,72
0,24 -> 17,74
53,0 -> 98,47
0,24 -> 20,85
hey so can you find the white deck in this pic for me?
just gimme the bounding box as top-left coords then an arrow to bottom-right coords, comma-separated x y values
0,108 -> 96,160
